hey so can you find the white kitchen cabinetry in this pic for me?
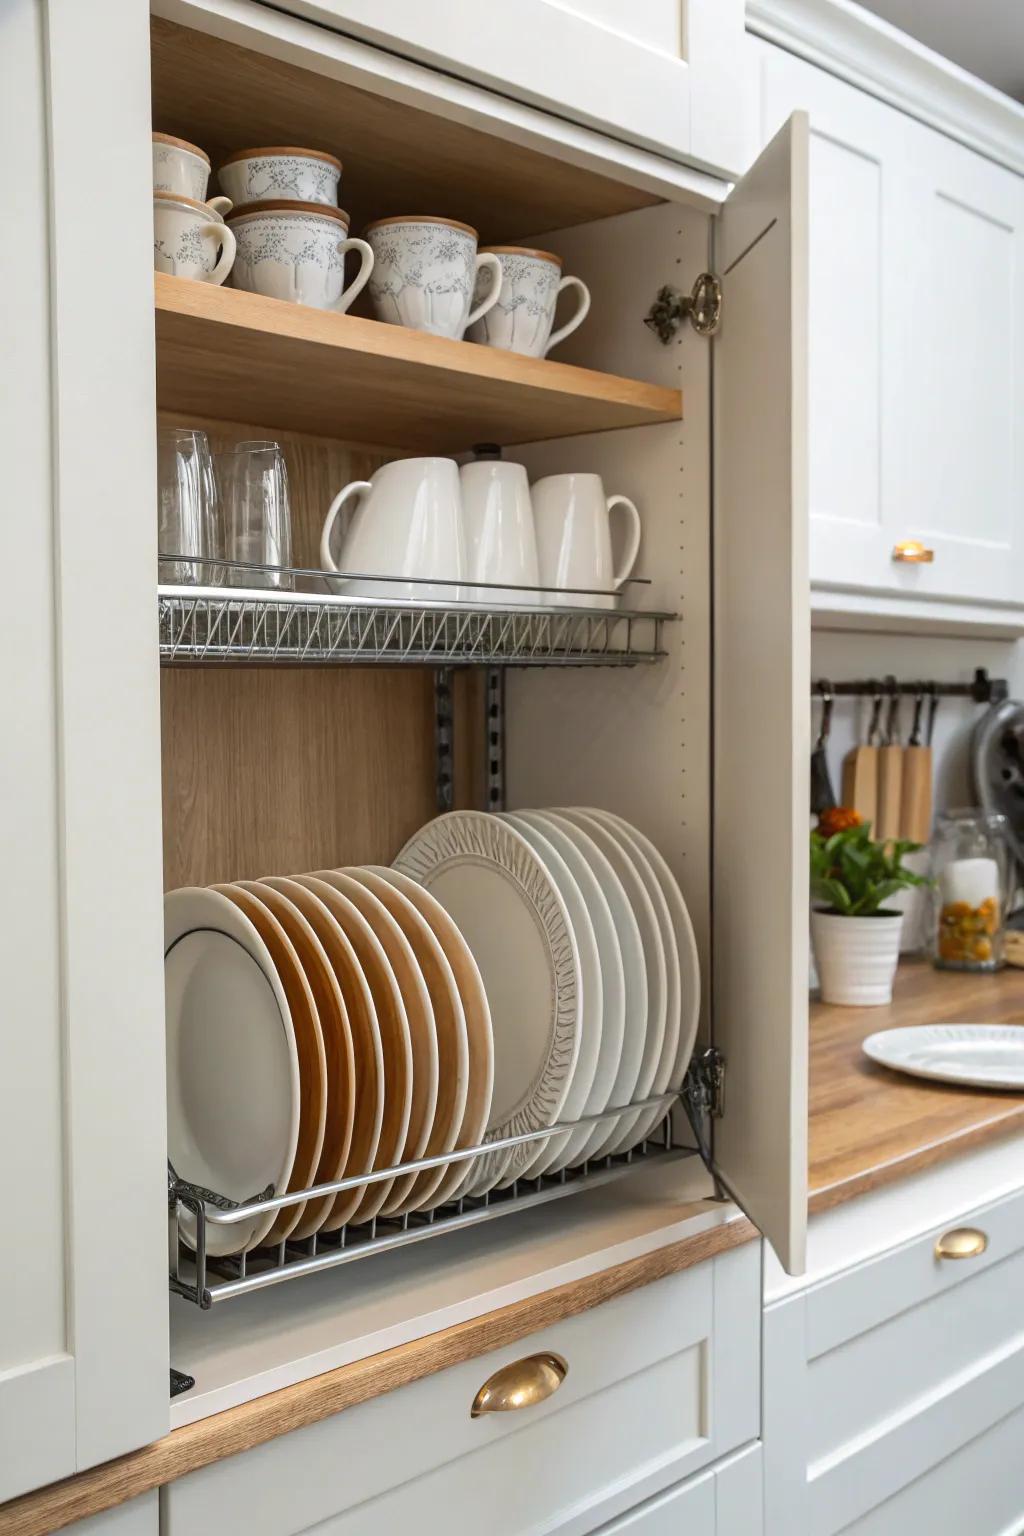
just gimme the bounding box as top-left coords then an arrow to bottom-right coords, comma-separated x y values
1,0 -> 812,1508
0,0 -> 169,1505
594,1442 -> 762,1535
763,1146 -> 1024,1534
244,0 -> 751,175
757,39 -> 1024,628
164,1252 -> 759,1535
66,1494 -> 159,1536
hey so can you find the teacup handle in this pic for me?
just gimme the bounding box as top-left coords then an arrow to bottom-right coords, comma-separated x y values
465,253 -> 503,329
333,238 -> 375,314
320,480 -> 373,574
545,276 -> 591,354
206,195 -> 233,217
607,494 -> 641,590
200,220 -> 236,286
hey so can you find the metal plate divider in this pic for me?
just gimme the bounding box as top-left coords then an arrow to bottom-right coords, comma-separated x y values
170,1091 -> 693,1309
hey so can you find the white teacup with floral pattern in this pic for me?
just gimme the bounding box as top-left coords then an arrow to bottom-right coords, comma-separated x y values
218,146 -> 342,208
153,192 -> 236,285
152,134 -> 232,217
364,216 -> 503,340
467,246 -> 590,357
226,201 -> 373,312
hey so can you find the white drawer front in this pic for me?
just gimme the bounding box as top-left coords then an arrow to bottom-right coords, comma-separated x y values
838,1400 -> 1024,1536
164,1248 -> 758,1536
764,1182 -> 1024,1536
594,1442 -> 762,1536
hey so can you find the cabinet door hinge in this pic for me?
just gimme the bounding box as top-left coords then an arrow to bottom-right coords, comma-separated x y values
644,274 -> 722,342
685,1045 -> 725,1119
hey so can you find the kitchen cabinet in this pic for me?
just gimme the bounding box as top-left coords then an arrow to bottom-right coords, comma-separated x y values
163,1251 -> 759,1535
66,1495 -> 159,1536
1,0 -> 811,1509
239,0 -> 751,176
756,39 -> 1024,628
763,1146 -> 1024,1535
597,1443 -> 763,1535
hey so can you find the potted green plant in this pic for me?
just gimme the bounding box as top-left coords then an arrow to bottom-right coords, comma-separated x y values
810,808 -> 928,1005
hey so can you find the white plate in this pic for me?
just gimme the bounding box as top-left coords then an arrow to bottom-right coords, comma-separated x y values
514,811 -> 626,1171
534,811 -> 646,1163
557,809 -> 667,1156
863,1024 -> 1024,1089
500,814 -> 602,1177
165,887 -> 299,1256
366,867 -> 494,1203
394,811 -> 581,1190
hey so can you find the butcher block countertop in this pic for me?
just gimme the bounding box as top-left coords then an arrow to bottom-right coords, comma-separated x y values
809,959 -> 1024,1214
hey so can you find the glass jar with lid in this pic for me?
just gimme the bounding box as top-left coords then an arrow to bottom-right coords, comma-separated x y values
931,810 -> 1011,972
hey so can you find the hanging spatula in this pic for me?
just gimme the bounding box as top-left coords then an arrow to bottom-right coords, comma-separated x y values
841,684 -> 882,832
876,679 -> 904,842
811,680 -> 837,815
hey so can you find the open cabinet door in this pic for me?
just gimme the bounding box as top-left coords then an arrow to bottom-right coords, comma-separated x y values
712,114 -> 810,1274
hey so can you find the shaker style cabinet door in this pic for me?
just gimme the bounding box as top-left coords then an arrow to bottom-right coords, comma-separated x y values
0,0 -> 168,1504
712,111 -> 810,1276
249,0 -> 750,174
757,42 -> 1024,613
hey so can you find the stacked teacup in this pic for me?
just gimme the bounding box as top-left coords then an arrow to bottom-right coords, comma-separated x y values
218,147 -> 374,314
152,132 -> 236,286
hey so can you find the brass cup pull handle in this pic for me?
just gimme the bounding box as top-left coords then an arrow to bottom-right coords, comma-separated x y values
471,1352 -> 568,1418
892,540 -> 935,563
935,1227 -> 988,1260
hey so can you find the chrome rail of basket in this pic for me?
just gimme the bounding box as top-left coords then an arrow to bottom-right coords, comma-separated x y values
157,562 -> 673,668
169,1091 -> 693,1308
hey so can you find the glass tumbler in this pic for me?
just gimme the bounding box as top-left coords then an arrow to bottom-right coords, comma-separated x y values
931,809 -> 1011,972
157,428 -> 222,584
216,440 -> 293,589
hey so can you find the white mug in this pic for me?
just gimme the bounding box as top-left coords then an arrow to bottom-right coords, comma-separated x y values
364,217 -> 502,339
467,247 -> 590,357
218,146 -> 342,208
531,473 -> 641,608
152,133 -> 231,216
153,192 -> 236,285
320,457 -> 466,601
227,201 -> 373,312
459,460 -> 539,603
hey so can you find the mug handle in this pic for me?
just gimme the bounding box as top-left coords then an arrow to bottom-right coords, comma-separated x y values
465,253 -> 503,328
200,220 -> 236,286
545,276 -> 591,354
206,195 -> 233,217
607,495 -> 641,590
320,480 -> 373,574
333,238 -> 375,314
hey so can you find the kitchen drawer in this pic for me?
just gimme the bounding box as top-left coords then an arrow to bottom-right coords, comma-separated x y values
163,1245 -> 759,1536
764,1180 -> 1024,1535
66,1492 -> 159,1535
593,1442 -> 762,1536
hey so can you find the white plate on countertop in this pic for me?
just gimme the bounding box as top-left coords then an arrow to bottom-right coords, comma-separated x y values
863,1023 -> 1024,1089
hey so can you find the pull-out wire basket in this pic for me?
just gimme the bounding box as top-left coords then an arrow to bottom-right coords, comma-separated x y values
170,1090 -> 697,1309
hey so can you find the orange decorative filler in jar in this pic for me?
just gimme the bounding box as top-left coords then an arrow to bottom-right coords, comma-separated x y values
932,812 -> 1009,973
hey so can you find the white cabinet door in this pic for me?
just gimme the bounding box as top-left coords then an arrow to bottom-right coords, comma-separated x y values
594,1443 -> 762,1535
252,0 -> 750,174
758,42 -> 1024,614
0,0 -> 168,1503
713,113 -> 810,1276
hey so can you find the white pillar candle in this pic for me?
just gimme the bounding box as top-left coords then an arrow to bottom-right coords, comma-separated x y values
940,857 -> 1000,910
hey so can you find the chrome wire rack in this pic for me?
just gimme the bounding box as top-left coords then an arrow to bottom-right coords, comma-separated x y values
170,1090 -> 695,1309
157,561 -> 673,668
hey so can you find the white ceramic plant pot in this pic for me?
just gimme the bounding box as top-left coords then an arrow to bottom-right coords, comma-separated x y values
810,910 -> 904,1006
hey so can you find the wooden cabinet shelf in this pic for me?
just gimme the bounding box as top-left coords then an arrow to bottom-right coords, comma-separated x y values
154,274 -> 682,451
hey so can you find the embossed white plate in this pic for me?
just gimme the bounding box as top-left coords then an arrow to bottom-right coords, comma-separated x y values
394,811 -> 581,1188
863,1024 -> 1024,1089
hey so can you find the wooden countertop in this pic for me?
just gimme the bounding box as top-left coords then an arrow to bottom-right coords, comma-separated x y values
809,960 -> 1024,1213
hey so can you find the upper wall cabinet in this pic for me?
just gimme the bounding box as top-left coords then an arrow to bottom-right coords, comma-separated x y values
247,0 -> 752,175
757,42 -> 1024,628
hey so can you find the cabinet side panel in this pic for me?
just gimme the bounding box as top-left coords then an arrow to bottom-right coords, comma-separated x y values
46,0 -> 170,1464
506,203 -> 711,1038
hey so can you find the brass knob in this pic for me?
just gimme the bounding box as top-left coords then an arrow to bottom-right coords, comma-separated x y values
935,1227 -> 988,1260
470,1352 -> 568,1417
892,540 -> 934,563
